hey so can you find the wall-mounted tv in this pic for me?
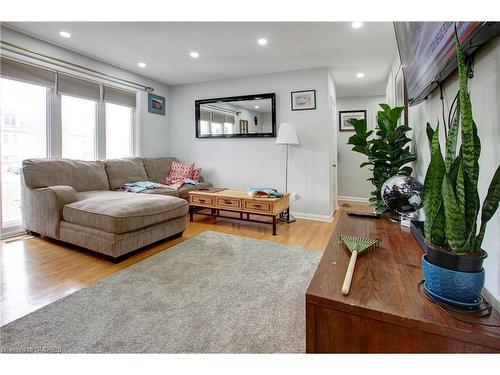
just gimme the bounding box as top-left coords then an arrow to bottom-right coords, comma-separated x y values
394,22 -> 500,106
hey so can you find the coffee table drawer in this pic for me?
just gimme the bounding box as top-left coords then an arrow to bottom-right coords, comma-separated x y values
216,197 -> 241,209
190,195 -> 214,206
243,200 -> 272,213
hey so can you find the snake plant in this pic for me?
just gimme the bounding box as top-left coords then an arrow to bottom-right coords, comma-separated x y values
347,104 -> 416,213
423,28 -> 500,253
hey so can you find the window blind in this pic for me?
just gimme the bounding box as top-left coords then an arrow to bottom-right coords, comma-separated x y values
224,115 -> 235,124
200,109 -> 211,122
212,112 -> 225,124
57,73 -> 101,101
103,85 -> 136,108
0,57 -> 56,88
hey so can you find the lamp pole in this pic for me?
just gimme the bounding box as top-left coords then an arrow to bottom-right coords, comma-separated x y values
285,143 -> 289,193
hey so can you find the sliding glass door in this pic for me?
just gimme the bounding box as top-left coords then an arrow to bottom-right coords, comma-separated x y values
0,78 -> 48,233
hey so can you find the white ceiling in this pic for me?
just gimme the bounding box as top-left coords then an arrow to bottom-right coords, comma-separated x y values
4,22 -> 397,97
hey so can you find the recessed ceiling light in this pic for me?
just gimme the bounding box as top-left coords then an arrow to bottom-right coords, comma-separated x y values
257,38 -> 268,46
190,51 -> 200,58
137,62 -> 147,68
254,105 -> 260,109
356,72 -> 365,78
59,31 -> 71,38
352,22 -> 363,29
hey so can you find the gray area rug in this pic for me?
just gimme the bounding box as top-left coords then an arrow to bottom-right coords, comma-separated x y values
1,231 -> 321,353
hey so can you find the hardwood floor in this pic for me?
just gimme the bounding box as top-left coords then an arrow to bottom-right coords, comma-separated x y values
1,202 -> 371,326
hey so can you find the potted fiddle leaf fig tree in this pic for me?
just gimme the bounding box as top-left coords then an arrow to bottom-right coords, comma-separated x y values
420,28 -> 500,306
347,104 -> 416,215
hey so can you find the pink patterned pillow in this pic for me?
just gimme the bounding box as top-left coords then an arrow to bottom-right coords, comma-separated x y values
169,161 -> 194,180
190,168 -> 201,181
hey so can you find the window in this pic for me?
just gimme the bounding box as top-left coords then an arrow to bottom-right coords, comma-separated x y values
0,58 -> 137,236
61,95 -> 97,161
105,103 -> 133,159
223,115 -> 235,134
0,78 -> 48,229
200,109 -> 211,135
3,113 -> 17,127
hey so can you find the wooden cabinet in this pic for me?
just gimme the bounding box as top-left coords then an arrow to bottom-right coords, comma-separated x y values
188,189 -> 290,235
306,212 -> 500,353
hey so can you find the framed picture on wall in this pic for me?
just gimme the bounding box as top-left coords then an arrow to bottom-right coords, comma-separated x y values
291,90 -> 316,111
339,110 -> 366,132
148,93 -> 166,115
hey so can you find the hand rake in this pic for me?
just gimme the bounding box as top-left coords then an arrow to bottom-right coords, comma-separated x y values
339,235 -> 379,295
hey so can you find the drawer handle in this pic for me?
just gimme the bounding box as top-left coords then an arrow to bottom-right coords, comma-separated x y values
253,204 -> 262,208
225,200 -> 232,204
198,199 -> 206,203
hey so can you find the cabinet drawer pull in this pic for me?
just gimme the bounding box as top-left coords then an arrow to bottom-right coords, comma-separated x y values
253,204 -> 261,208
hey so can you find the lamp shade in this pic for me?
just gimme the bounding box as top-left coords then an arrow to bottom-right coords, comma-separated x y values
276,123 -> 299,145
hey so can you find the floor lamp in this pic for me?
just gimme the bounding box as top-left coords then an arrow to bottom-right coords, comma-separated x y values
276,122 -> 299,223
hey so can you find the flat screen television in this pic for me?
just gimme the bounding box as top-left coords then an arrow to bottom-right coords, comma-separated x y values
394,22 -> 500,106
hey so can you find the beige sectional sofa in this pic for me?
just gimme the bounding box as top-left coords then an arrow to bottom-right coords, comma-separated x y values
21,157 -> 211,261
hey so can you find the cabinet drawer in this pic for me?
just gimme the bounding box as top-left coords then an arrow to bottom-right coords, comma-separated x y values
190,195 -> 214,206
243,200 -> 272,213
216,197 -> 241,209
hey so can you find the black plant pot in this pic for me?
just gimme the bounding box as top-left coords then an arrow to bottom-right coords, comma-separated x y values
410,220 -> 487,273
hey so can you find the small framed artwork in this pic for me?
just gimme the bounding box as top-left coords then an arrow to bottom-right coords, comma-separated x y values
339,110 -> 366,132
148,93 -> 165,115
291,90 -> 316,111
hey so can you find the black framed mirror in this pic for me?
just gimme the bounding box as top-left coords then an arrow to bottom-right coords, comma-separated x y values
195,93 -> 276,138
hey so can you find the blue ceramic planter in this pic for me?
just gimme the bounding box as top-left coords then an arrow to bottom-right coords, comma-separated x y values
421,255 -> 484,304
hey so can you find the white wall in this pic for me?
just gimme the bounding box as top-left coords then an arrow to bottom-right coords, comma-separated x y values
327,69 -> 338,213
1,26 -> 171,157
170,67 -> 334,219
337,95 -> 385,200
402,36 -> 500,302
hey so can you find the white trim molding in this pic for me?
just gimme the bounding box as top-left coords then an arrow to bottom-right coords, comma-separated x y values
337,195 -> 370,203
291,211 -> 334,222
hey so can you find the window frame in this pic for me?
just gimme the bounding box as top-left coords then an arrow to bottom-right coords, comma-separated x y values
0,78 -> 51,236
0,70 -> 139,236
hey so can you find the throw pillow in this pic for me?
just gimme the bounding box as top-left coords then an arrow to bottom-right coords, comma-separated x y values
169,161 -> 194,180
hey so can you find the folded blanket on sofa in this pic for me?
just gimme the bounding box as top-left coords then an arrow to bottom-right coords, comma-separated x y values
246,187 -> 284,198
121,181 -> 171,193
160,177 -> 199,189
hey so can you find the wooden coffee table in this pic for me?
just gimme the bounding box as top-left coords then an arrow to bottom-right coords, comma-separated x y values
187,189 -> 290,235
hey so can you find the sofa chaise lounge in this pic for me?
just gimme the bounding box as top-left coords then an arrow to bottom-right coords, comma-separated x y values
21,157 -> 211,261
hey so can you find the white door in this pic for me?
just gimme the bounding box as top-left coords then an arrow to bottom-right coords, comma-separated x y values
329,96 -> 338,216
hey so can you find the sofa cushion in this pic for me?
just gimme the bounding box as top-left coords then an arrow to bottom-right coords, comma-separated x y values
139,188 -> 180,197
105,158 -> 147,190
22,158 -> 109,191
178,181 -> 213,199
142,157 -> 177,183
63,191 -> 188,234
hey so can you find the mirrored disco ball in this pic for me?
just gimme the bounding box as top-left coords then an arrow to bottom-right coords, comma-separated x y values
381,175 -> 423,214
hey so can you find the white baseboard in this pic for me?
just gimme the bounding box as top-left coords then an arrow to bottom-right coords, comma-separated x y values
337,195 -> 370,203
291,211 -> 334,222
